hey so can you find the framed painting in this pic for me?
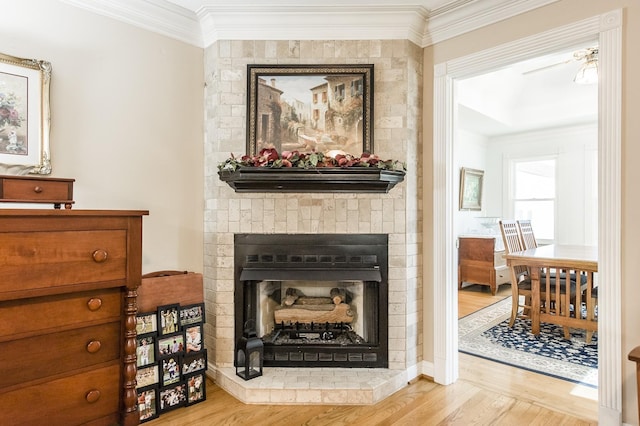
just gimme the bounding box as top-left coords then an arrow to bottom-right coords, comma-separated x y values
0,52 -> 51,175
459,167 -> 484,211
246,64 -> 374,157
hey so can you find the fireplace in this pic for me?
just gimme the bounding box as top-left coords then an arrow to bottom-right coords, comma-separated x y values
234,233 -> 388,368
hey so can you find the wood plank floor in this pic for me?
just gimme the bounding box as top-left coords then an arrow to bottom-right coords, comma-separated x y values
147,283 -> 598,425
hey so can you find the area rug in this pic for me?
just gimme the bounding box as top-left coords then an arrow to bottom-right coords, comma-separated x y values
459,297 -> 598,388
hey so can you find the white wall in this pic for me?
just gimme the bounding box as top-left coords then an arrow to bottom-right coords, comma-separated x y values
488,123 -> 598,245
454,129 -> 493,236
0,0 -> 204,273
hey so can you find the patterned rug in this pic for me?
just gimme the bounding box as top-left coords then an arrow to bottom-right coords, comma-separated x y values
459,297 -> 598,388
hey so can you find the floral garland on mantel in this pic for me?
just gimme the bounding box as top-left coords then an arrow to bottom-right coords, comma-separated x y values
218,148 -> 406,173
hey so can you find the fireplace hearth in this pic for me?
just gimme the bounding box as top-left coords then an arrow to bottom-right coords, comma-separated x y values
235,233 -> 388,368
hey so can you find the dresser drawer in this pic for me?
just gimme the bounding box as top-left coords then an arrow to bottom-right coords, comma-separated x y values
0,230 -> 127,296
0,176 -> 73,204
0,364 -> 120,426
0,322 -> 121,389
0,289 -> 122,341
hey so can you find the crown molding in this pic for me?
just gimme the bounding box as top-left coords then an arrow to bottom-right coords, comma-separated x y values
423,0 -> 560,46
59,0 -> 203,46
60,0 -> 560,48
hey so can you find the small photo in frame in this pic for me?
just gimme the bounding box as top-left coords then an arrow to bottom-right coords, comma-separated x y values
182,349 -> 207,375
185,372 -> 207,406
158,304 -> 180,336
136,364 -> 159,389
137,385 -> 158,423
136,311 -> 158,335
185,323 -> 203,354
136,335 -> 156,367
160,355 -> 182,387
157,332 -> 185,357
159,382 -> 187,413
459,167 -> 484,211
180,303 -> 205,328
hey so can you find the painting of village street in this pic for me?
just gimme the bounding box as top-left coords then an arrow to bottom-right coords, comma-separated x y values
248,65 -> 372,156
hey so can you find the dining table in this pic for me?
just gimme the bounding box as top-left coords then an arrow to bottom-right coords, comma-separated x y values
505,244 -> 598,338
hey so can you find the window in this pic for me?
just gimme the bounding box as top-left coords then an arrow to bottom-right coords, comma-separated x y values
512,158 -> 556,241
334,84 -> 345,101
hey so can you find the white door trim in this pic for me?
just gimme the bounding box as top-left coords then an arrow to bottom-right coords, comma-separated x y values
432,9 -> 622,424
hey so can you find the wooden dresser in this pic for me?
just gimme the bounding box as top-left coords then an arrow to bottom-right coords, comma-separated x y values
0,209 -> 148,426
458,236 -> 510,295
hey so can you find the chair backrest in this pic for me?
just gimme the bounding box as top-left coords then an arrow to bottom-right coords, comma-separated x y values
500,220 -> 528,278
499,220 -> 522,255
517,219 -> 538,249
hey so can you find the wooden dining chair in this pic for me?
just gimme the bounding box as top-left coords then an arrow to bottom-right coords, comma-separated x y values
517,219 -> 537,249
499,220 -> 531,327
500,220 -> 576,337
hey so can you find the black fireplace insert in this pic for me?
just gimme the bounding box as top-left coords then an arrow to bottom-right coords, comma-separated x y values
234,233 -> 388,368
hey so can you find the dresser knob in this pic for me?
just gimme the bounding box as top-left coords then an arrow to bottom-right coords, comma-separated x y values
85,390 -> 101,403
87,298 -> 103,311
33,186 -> 43,193
92,249 -> 108,263
86,340 -> 102,353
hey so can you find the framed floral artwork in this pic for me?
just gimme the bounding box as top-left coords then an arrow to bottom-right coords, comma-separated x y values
0,52 -> 51,175
246,64 -> 373,157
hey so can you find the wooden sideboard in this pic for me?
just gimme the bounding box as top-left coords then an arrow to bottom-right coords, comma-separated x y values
458,236 -> 510,295
0,209 -> 148,426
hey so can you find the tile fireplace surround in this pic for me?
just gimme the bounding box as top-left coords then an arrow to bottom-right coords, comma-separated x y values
204,39 -> 423,404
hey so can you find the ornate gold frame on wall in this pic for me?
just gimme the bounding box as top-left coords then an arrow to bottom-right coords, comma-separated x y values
0,52 -> 52,175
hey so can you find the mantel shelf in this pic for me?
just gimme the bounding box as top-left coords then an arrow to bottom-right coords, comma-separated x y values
218,167 -> 405,193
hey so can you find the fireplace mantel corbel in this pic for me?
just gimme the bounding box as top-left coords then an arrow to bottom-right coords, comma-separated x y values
218,167 -> 405,193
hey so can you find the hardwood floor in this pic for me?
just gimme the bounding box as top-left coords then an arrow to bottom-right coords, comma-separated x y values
147,283 -> 598,426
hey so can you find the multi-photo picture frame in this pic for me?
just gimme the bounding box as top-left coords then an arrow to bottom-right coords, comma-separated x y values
137,301 -> 207,419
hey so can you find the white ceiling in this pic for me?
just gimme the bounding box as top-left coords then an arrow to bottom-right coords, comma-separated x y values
457,43 -> 599,137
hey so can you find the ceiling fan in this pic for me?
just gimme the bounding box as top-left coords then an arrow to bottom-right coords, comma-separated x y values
522,47 -> 599,82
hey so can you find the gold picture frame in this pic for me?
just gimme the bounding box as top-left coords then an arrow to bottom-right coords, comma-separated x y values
246,64 -> 373,157
0,52 -> 51,175
459,167 -> 484,211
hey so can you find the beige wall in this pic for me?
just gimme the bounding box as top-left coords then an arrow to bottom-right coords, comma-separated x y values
1,0 -> 204,274
422,0 -> 640,422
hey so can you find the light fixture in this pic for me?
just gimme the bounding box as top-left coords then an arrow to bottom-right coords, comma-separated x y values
574,48 -> 598,85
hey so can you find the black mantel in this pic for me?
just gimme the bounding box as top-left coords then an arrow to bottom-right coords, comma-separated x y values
218,167 -> 405,193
